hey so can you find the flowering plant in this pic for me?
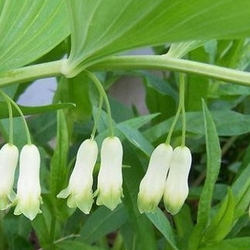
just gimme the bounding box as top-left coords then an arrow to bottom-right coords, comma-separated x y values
1,1 -> 250,250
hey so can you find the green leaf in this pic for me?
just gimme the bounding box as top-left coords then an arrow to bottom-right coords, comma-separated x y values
31,214 -> 51,249
232,163 -> 250,218
117,124 -> 154,157
202,189 -> 235,244
65,0 -> 250,75
188,100 -> 221,250
186,47 -> 209,111
0,0 -> 69,72
173,204 -> 193,245
56,240 -> 106,250
1,215 -> 32,250
198,237 -> 250,250
198,101 -> 221,228
0,102 -> 75,119
144,111 -> 250,143
55,73 -> 92,122
167,40 -> 205,58
80,205 -> 128,244
50,110 -> 69,195
146,209 -> 179,250
145,83 -> 176,124
94,109 -> 158,148
218,83 -> 250,96
28,113 -> 57,145
120,113 -> 159,129
122,144 -> 157,250
0,117 -> 27,147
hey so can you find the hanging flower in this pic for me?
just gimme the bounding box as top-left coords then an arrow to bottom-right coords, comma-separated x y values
137,144 -> 173,213
14,144 -> 42,220
163,146 -> 192,215
95,137 -> 123,210
57,139 -> 98,214
0,143 -> 19,210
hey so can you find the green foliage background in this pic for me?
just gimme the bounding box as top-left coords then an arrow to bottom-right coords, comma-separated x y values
1,0 -> 250,250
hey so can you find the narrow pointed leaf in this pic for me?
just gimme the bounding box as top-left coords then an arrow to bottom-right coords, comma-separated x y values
0,102 -> 75,119
202,189 -> 235,243
188,100 -> 221,250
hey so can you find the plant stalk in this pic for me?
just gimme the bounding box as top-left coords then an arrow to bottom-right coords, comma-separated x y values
1,56 -> 250,87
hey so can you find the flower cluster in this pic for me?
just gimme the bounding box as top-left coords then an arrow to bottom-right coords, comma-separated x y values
0,143 -> 42,220
57,136 -> 123,213
138,144 -> 192,215
0,136 -> 191,219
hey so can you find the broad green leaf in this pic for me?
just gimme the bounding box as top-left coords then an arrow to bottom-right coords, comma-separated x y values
94,109 -> 158,147
198,237 -> 250,250
145,84 -> 176,124
65,0 -> 250,75
0,102 -> 75,119
56,240 -> 106,250
188,100 -> 221,250
218,83 -> 250,96
80,206 -> 128,244
50,110 -> 69,195
28,113 -> 57,145
0,0 -> 69,72
0,117 -> 27,147
117,124 -> 154,157
202,189 -> 235,244
144,111 -> 250,143
120,113 -> 159,129
146,209 -> 179,250
140,70 -> 178,98
2,215 -> 32,250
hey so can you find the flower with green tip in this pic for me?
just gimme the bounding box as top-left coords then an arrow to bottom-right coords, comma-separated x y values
0,143 -> 19,210
163,146 -> 192,215
57,139 -> 98,214
14,144 -> 42,220
137,143 -> 173,213
95,137 -> 123,210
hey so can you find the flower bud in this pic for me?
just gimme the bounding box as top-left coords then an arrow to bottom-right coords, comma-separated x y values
57,139 -> 98,214
163,146 -> 192,215
137,144 -> 173,213
14,144 -> 42,220
0,143 -> 19,210
95,137 -> 123,210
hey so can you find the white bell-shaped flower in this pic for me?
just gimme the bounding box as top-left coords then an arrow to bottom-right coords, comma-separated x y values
137,144 -> 173,213
57,139 -> 98,214
14,144 -> 42,220
163,146 -> 192,215
96,137 -> 123,210
0,143 -> 19,210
